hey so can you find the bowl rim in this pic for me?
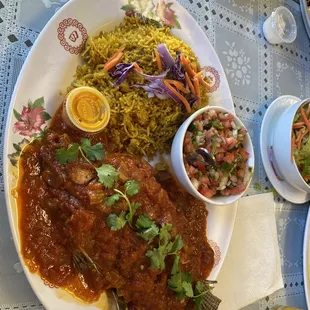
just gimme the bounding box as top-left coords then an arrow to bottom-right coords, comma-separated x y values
176,105 -> 255,205
290,99 -> 310,190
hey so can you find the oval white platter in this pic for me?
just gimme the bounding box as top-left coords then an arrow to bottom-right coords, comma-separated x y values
3,0 -> 237,309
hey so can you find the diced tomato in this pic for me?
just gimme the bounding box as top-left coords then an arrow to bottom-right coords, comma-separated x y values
220,188 -> 231,196
185,131 -> 192,139
223,120 -> 231,129
199,175 -> 210,185
215,152 -> 225,162
195,115 -> 203,121
196,121 -> 203,131
188,165 -> 198,175
237,169 -> 245,179
226,137 -> 237,145
194,161 -> 206,174
239,148 -> 249,161
184,143 -> 195,153
230,184 -> 246,195
210,180 -> 219,187
200,185 -> 216,198
223,152 -> 237,164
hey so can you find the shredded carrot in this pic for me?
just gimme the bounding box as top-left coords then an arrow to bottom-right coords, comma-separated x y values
300,106 -> 310,131
191,62 -> 198,72
133,62 -> 143,73
198,76 -> 212,92
107,47 -> 124,62
185,72 -> 196,95
193,77 -> 201,107
104,52 -> 123,71
293,122 -> 305,129
307,104 -> 310,117
165,79 -> 189,94
304,175 -> 310,181
291,133 -> 295,162
297,130 -> 308,150
163,81 -> 191,113
194,71 -> 203,78
180,55 -> 196,77
154,49 -> 163,72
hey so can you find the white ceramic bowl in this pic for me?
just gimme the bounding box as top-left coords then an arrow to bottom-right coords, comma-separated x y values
171,106 -> 255,205
273,99 -> 310,193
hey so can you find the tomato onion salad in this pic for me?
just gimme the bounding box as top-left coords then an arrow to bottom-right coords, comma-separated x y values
291,102 -> 310,184
183,109 -> 252,198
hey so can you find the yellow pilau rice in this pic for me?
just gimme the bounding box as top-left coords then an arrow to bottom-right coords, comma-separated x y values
71,17 -> 209,157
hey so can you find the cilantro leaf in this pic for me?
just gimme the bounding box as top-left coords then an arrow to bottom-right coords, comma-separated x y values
106,211 -> 127,231
131,201 -> 141,214
168,235 -> 184,254
104,194 -> 120,206
182,281 -> 194,298
124,180 -> 140,196
96,164 -> 119,188
195,281 -> 205,294
146,248 -> 165,270
137,223 -> 159,243
221,162 -> 233,174
136,215 -> 154,230
159,223 -> 172,247
171,254 -> 180,275
80,138 -> 105,161
125,201 -> 141,224
211,119 -> 224,130
195,295 -> 203,310
56,143 -> 79,164
145,223 -> 173,270
168,270 -> 183,295
168,255 -> 194,299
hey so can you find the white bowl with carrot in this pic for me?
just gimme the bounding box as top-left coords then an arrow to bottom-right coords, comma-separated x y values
171,106 -> 255,206
273,99 -> 310,193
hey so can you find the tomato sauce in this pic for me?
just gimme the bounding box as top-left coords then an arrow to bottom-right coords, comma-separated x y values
16,104 -> 214,309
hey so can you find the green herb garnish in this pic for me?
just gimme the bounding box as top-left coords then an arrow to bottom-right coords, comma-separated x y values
105,180 -> 141,229
135,215 -> 160,243
145,224 -> 183,270
211,119 -> 224,130
56,143 -> 79,164
168,256 -> 217,307
211,139 -> 217,155
106,211 -> 127,231
104,194 -> 120,207
96,164 -> 119,188
168,255 -> 193,299
221,162 -> 233,174
55,139 -> 118,189
80,138 -> 105,161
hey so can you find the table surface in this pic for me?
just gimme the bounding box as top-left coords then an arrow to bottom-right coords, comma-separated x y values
0,0 -> 309,309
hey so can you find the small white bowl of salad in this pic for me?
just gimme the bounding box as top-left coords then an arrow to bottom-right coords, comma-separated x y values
273,99 -> 310,193
171,106 -> 255,206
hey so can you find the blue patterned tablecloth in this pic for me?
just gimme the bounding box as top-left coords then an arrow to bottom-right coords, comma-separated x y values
0,0 -> 309,309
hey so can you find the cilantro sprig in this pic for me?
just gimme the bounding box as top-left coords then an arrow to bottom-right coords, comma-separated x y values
168,255 -> 217,309
146,224 -> 183,270
136,215 -> 159,243
55,139 -> 118,189
105,180 -> 141,229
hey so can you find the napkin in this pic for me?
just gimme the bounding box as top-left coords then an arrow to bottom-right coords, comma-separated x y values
213,193 -> 284,310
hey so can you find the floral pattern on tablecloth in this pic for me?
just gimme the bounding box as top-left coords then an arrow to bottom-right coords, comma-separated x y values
0,0 -> 309,309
